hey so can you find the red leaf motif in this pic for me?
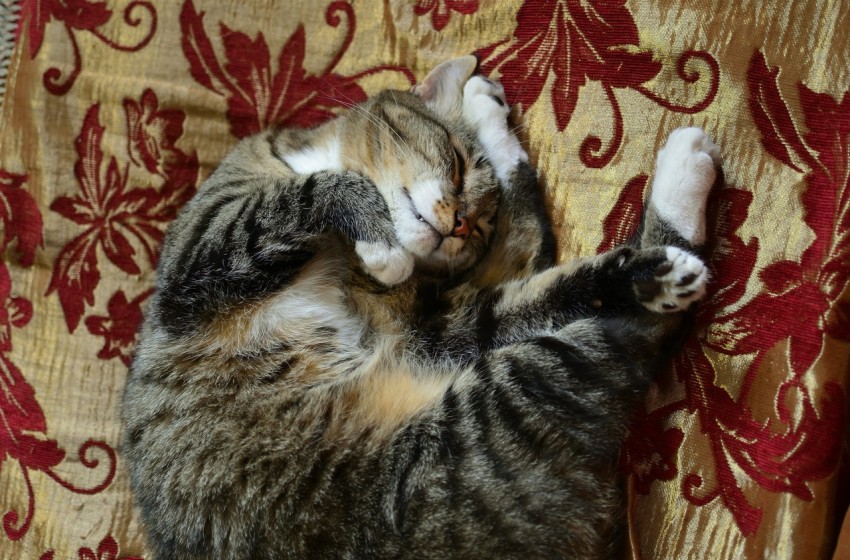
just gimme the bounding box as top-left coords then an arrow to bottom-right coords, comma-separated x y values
0,353 -> 66,472
179,0 -> 411,139
797,85 -> 850,165
620,402 -> 684,494
597,175 -> 647,253
124,89 -> 187,177
747,51 -> 817,172
178,0 -> 229,91
219,23 -> 275,137
46,228 -> 100,332
85,290 -> 151,367
758,260 -> 803,295
48,93 -> 198,332
0,172 -> 44,267
734,50 -> 850,375
57,0 -> 111,31
479,0 -> 660,129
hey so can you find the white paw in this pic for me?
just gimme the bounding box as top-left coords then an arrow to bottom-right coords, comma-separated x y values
650,127 -> 721,245
638,247 -> 708,313
462,76 -> 527,185
463,76 -> 510,124
355,241 -> 414,286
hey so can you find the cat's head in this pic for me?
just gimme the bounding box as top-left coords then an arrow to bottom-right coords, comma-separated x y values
339,56 -> 501,276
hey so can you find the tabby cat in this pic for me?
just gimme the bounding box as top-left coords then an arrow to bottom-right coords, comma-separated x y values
122,56 -> 720,559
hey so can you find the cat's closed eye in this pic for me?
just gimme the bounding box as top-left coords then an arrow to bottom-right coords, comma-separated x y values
451,143 -> 466,195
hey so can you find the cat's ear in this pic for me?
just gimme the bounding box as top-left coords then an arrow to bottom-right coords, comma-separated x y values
412,55 -> 478,117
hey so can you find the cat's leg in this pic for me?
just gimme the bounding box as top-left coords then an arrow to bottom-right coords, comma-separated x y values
642,127 -> 721,249
482,128 -> 719,329
307,170 -> 415,286
433,244 -> 703,353
155,167 -> 411,333
434,128 -> 718,354
630,127 -> 719,311
462,76 -> 527,185
462,76 -> 556,281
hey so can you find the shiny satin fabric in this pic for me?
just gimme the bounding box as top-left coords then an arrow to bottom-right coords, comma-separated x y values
0,1 -> 846,558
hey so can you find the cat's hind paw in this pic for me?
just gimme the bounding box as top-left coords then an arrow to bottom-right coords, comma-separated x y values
462,76 -> 527,185
355,241 -> 414,286
650,127 -> 720,246
635,247 -> 708,313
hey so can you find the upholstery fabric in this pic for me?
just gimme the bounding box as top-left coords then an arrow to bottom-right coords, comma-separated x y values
0,1 -> 847,558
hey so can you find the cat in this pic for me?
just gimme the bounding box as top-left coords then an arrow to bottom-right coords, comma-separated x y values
122,55 -> 720,560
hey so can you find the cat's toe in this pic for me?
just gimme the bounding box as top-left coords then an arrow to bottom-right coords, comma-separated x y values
638,247 -> 708,313
355,241 -> 414,286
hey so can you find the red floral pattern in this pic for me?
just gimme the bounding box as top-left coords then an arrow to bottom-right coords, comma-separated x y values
477,0 -> 719,168
85,290 -> 153,367
0,172 -> 116,543
596,174 -> 648,254
413,0 -> 478,31
22,0 -> 157,95
40,535 -> 143,560
180,0 -> 415,139
617,51 -> 848,537
47,89 -> 198,333
4,0 -> 849,556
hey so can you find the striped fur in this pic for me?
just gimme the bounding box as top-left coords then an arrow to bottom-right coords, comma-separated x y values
123,57 -> 718,559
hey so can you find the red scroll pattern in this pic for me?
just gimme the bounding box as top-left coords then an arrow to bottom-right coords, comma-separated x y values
22,0 -> 157,95
413,0 -> 479,31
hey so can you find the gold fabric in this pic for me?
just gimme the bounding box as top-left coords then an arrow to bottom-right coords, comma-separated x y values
0,0 -> 847,558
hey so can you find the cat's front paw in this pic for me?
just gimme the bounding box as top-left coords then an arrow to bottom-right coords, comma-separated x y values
463,76 -> 510,124
634,247 -> 707,313
650,127 -> 721,246
355,241 -> 414,286
463,76 -> 527,185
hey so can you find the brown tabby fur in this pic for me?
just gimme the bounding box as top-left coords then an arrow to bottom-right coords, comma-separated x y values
123,56 -> 716,559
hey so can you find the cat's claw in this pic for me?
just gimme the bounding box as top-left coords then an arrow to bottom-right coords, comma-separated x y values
462,75 -> 527,185
635,247 -> 707,313
355,241 -> 414,286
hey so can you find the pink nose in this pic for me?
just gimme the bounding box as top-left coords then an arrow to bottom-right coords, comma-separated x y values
451,215 -> 471,239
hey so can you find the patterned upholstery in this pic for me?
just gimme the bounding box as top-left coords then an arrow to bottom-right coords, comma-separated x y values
0,1 -> 847,557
